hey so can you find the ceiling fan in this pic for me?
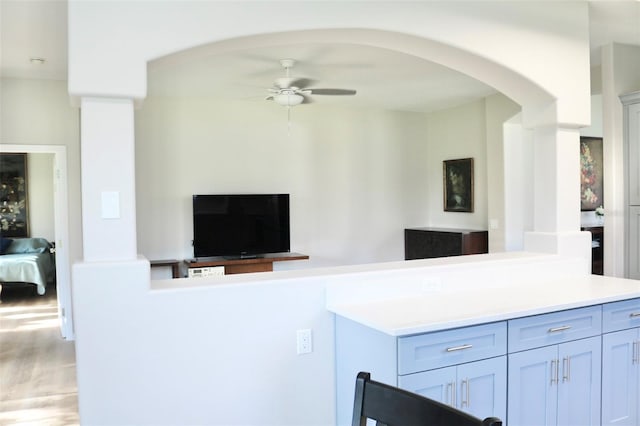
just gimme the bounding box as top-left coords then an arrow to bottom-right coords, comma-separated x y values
266,59 -> 357,107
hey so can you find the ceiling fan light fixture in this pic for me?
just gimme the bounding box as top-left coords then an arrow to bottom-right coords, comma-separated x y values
274,93 -> 304,107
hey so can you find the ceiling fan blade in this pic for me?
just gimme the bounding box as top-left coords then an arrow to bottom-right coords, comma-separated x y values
308,88 -> 357,96
266,95 -> 274,101
300,93 -> 314,104
275,77 -> 316,89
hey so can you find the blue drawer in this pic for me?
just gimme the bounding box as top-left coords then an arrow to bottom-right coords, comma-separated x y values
398,322 -> 507,375
508,305 -> 602,353
603,298 -> 640,333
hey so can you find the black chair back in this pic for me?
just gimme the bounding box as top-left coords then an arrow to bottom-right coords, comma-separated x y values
352,372 -> 502,426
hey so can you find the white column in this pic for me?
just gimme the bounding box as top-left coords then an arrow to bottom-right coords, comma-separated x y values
80,97 -> 137,261
524,125 -> 591,269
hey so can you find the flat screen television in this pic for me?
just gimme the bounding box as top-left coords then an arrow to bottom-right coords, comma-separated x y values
192,194 -> 290,259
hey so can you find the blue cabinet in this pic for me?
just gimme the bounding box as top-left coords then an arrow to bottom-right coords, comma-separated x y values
334,318 -> 507,425
556,337 -> 602,426
399,356 -> 507,421
397,322 -> 507,421
507,306 -> 602,426
602,298 -> 640,426
334,298 -> 640,426
509,345 -> 558,426
602,329 -> 640,425
508,337 -> 601,426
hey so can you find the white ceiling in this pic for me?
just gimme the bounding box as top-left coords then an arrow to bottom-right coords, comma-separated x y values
147,44 -> 500,113
1,1 -> 639,113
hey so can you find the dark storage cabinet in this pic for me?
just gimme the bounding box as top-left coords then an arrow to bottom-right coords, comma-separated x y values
404,228 -> 488,260
581,226 -> 603,275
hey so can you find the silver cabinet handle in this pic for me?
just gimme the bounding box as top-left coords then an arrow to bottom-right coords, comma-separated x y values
446,382 -> 456,407
633,341 -> 639,365
466,378 -> 470,408
460,378 -> 469,407
562,356 -> 571,382
548,325 -> 572,333
551,359 -> 558,384
446,344 -> 473,352
630,312 -> 640,318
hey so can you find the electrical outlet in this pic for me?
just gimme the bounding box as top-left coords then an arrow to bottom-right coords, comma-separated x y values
296,329 -> 312,355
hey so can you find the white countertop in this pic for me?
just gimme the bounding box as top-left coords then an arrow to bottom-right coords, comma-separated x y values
328,274 -> 640,336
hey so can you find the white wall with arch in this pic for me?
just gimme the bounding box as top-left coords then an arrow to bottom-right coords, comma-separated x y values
68,2 -> 599,424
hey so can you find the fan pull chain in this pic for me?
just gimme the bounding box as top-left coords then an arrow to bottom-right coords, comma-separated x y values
287,106 -> 291,134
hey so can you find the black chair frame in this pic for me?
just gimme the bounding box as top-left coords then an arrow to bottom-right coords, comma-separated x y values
352,371 -> 502,426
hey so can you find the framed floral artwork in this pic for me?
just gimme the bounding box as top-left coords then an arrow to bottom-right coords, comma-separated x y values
443,158 -> 474,212
0,153 -> 29,237
580,137 -> 603,211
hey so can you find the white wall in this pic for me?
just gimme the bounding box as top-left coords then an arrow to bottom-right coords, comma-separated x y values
134,98 -> 432,268
135,94 -> 520,268
601,43 -> 640,276
68,2 -> 589,127
73,253 -> 587,426
68,2 -> 597,425
504,115 -> 534,252
27,153 -> 55,241
0,78 -> 82,264
485,94 -> 522,252
581,94 -> 603,138
425,99 -> 487,229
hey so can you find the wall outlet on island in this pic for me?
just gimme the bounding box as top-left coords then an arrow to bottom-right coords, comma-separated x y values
296,329 -> 312,355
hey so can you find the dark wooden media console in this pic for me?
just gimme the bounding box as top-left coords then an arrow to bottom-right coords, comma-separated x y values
186,252 -> 309,275
404,227 -> 488,260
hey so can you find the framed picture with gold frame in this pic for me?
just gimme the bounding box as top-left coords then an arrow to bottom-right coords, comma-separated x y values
443,158 -> 474,213
0,153 -> 29,237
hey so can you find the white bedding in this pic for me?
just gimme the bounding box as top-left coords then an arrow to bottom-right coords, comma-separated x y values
0,251 -> 54,295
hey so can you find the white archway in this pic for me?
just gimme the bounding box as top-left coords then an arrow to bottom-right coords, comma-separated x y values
150,28 -> 555,127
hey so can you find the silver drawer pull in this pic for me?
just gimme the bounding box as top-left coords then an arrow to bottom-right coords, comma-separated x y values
548,325 -> 572,333
446,344 -> 473,352
630,312 -> 640,318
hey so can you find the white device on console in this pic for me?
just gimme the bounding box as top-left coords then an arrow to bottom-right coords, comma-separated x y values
187,266 -> 225,278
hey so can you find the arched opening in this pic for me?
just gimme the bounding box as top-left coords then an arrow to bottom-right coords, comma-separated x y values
137,29 -> 544,270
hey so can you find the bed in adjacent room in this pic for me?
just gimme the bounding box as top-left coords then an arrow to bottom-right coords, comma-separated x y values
0,237 -> 55,295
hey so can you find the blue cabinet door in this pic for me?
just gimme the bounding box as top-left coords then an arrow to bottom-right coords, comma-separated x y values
398,357 -> 506,421
508,345 -> 558,426
556,336 -> 601,426
602,328 -> 640,426
398,365 -> 457,406
457,356 -> 507,422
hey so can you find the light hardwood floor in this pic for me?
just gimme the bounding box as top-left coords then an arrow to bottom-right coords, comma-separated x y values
0,284 -> 79,425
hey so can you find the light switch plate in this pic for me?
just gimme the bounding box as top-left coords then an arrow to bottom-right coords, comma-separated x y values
101,191 -> 120,219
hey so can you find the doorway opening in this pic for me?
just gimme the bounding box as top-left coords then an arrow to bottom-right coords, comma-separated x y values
0,144 -> 73,340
